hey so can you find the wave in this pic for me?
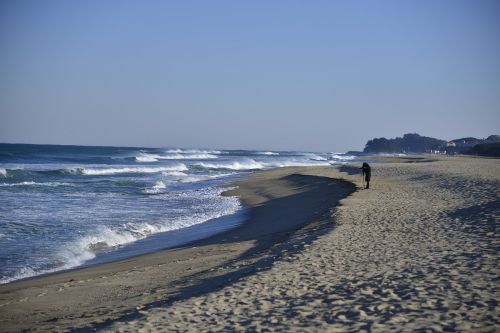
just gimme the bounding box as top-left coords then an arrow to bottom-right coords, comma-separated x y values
378,153 -> 407,157
330,154 -> 356,161
165,148 -> 222,155
10,165 -> 186,177
134,152 -> 218,162
196,159 -> 265,170
0,228 -> 133,284
0,167 -> 25,177
0,187 -> 241,284
135,154 -> 161,162
178,173 -> 234,183
75,165 -> 188,175
299,153 -> 329,161
141,180 -> 168,194
161,171 -> 189,177
195,157 -> 334,171
125,187 -> 241,236
310,155 -> 328,161
162,153 -> 218,160
266,160 -> 331,168
159,171 -> 234,183
0,181 -> 72,187
257,151 -> 279,156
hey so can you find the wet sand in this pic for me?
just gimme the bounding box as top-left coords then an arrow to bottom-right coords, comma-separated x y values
105,156 -> 499,332
0,168 -> 355,332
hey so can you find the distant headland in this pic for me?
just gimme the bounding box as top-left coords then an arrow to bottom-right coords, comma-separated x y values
353,133 -> 500,157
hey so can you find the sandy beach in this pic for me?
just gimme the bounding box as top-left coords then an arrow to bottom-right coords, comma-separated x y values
1,156 -> 499,332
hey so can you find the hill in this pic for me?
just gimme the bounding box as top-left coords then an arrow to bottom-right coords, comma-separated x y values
364,133 -> 445,154
363,133 -> 500,156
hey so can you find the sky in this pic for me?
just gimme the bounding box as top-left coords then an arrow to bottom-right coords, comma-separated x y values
0,0 -> 499,152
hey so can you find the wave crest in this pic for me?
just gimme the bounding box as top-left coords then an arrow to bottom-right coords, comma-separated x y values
141,180 -> 168,194
166,148 -> 222,154
77,165 -> 188,175
196,159 -> 265,170
135,152 -> 218,162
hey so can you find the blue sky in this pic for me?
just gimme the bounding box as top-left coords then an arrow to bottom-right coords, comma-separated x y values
1,0 -> 499,151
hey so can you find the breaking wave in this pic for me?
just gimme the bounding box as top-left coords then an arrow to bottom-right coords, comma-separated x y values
0,187 -> 241,284
135,152 -> 218,162
196,159 -> 265,170
141,180 -> 168,194
309,155 -> 328,161
74,165 -> 188,175
257,151 -> 279,156
330,154 -> 356,161
165,148 -> 223,154
266,160 -> 331,168
178,173 -> 234,183
161,171 -> 189,177
135,154 -> 161,162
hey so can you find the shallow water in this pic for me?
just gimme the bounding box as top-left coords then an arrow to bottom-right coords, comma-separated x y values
0,143 -> 354,283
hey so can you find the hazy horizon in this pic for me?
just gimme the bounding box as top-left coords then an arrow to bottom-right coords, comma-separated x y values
1,1 -> 499,152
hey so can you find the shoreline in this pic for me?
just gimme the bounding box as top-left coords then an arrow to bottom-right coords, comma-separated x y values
0,166 -> 356,332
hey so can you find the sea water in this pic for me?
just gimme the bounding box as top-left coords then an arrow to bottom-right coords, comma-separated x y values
0,144 -> 354,284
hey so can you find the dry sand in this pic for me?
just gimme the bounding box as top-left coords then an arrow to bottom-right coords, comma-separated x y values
1,156 -> 498,332
104,156 -> 499,332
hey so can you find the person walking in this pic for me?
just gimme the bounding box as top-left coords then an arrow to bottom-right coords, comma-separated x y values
361,162 -> 371,189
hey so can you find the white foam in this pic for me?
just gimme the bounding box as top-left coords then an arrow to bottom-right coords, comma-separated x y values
0,181 -> 72,187
8,226 -> 141,283
266,160 -> 331,168
77,226 -> 139,250
135,152 -> 218,162
0,186 -> 242,285
258,151 -> 279,156
309,155 -> 328,161
135,154 -> 160,162
196,159 -> 265,170
160,153 -> 218,160
142,180 -> 168,194
0,266 -> 38,284
330,154 -> 356,160
379,153 -> 407,157
0,249 -> 96,285
0,226 -> 144,284
162,171 -> 188,177
166,148 -> 222,155
79,165 -> 188,175
126,187 -> 241,235
0,169 -> 7,177
178,173 -> 234,183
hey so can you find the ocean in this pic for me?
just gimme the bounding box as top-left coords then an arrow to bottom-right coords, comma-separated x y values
0,143 -> 354,284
